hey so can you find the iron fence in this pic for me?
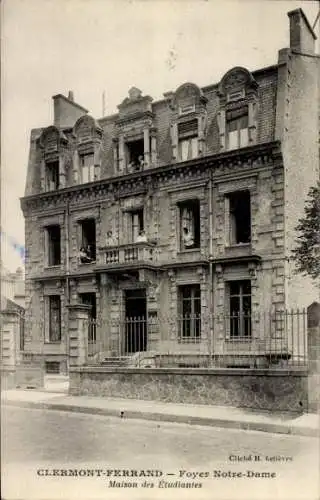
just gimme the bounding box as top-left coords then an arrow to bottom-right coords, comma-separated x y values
85,309 -> 309,369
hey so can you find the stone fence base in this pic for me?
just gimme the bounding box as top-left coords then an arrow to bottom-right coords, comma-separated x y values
69,366 -> 308,413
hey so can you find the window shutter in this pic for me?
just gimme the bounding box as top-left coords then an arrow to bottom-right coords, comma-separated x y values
217,110 -> 226,150
177,119 -> 198,137
73,151 -> 79,183
170,123 -> 178,160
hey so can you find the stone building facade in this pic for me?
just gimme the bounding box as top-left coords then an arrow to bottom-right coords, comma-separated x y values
21,9 -> 319,374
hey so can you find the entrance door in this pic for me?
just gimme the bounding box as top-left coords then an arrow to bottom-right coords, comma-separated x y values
125,289 -> 147,353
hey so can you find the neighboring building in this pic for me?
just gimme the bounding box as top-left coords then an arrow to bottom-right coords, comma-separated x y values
20,9 -> 319,374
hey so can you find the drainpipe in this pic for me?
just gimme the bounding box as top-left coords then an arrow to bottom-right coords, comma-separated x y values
208,171 -> 214,364
65,200 -> 70,374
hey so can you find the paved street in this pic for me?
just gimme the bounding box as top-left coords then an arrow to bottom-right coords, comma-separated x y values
1,406 -> 319,500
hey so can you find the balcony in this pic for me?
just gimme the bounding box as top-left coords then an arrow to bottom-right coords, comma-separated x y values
96,242 -> 157,275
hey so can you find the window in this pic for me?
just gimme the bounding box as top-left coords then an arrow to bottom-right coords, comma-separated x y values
130,209 -> 144,243
80,153 -> 95,183
19,312 -> 25,351
46,161 -> 59,191
178,285 -> 201,340
80,293 -> 96,343
227,191 -> 251,245
45,361 -> 60,374
126,139 -> 144,172
48,295 -> 61,343
229,280 -> 251,338
46,225 -> 61,266
79,219 -> 96,263
178,119 -> 198,161
226,108 -> 248,150
179,200 -> 200,250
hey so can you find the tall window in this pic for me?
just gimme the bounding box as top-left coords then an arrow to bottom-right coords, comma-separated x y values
179,199 -> 200,250
226,108 -> 249,150
178,119 -> 198,161
46,225 -> 61,266
46,161 -> 59,191
79,219 -> 96,263
178,285 -> 201,340
80,153 -> 95,183
229,280 -> 251,338
130,209 -> 144,242
227,191 -> 251,245
80,293 -> 96,343
126,139 -> 144,172
48,295 -> 61,343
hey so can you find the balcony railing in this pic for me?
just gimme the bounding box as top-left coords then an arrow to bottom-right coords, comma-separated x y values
104,242 -> 155,266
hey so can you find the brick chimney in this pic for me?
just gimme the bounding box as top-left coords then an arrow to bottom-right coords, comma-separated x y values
53,92 -> 88,129
288,8 -> 317,54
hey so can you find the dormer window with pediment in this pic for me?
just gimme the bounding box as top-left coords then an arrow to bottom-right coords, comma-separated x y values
169,83 -> 207,163
217,67 -> 258,152
114,87 -> 157,175
73,115 -> 102,184
39,126 -> 68,192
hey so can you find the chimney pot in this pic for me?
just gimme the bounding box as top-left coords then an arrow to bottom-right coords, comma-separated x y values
68,91 -> 74,101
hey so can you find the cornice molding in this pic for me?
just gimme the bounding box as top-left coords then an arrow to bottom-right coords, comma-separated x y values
21,141 -> 282,214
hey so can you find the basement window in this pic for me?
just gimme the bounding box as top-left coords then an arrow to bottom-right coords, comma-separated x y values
45,361 -> 60,374
46,161 -> 59,191
79,219 -> 96,263
126,139 -> 144,172
179,199 -> 200,250
227,191 -> 251,245
46,225 -> 61,266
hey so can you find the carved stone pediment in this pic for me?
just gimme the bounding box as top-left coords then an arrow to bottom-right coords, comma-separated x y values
117,87 -> 153,121
218,67 -> 258,98
73,115 -> 102,144
172,82 -> 207,111
38,126 -> 68,154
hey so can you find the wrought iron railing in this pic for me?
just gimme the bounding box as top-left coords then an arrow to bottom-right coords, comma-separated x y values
85,309 -> 308,368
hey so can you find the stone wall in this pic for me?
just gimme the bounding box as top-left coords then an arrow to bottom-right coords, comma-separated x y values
308,302 -> 320,413
69,366 -> 308,412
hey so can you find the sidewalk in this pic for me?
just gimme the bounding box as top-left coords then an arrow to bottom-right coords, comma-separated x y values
2,387 -> 319,437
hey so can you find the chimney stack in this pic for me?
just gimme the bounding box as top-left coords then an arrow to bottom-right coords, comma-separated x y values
68,90 -> 74,102
288,8 -> 317,54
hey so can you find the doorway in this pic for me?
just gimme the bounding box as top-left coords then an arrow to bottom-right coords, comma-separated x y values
125,289 -> 147,353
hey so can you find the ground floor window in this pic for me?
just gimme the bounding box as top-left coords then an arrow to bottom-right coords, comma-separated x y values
228,280 -> 251,338
178,284 -> 201,340
47,295 -> 61,342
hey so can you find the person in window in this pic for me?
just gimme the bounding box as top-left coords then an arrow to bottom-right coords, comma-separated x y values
136,230 -> 147,243
86,245 -> 94,261
79,247 -> 91,264
182,227 -> 194,248
138,155 -> 144,170
105,230 -> 115,247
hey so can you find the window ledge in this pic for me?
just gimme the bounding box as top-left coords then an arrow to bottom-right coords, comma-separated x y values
79,261 -> 96,265
225,243 -> 251,249
178,248 -> 201,254
178,337 -> 201,344
44,341 -> 62,345
44,265 -> 62,270
225,337 -> 252,343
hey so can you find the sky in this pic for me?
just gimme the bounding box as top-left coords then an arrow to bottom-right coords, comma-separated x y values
1,0 -> 319,272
